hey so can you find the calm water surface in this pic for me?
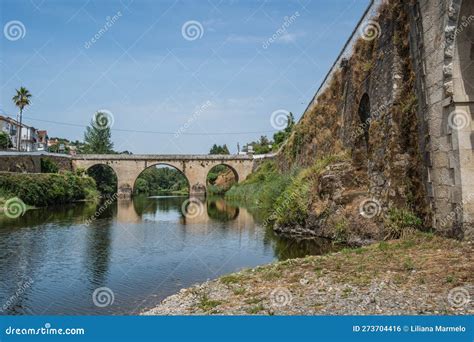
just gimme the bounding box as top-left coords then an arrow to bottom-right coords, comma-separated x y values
0,196 -> 337,315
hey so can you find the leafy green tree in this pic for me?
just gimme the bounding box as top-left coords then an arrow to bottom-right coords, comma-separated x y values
87,165 -> 117,195
0,132 -> 13,149
40,158 -> 59,173
12,87 -> 32,151
83,118 -> 116,195
83,120 -> 114,154
134,178 -> 150,194
134,167 -> 188,195
272,112 -> 295,150
209,144 -> 230,155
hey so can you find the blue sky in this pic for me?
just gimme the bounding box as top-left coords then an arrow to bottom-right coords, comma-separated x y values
0,0 -> 369,154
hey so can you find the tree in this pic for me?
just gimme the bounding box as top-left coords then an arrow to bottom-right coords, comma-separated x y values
0,132 -> 13,150
83,117 -> 116,195
209,144 -> 230,155
284,112 -> 295,133
134,167 -> 188,195
272,112 -> 295,149
12,87 -> 32,151
83,119 -> 114,154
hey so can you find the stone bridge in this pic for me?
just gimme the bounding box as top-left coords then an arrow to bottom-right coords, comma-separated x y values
72,154 -> 261,198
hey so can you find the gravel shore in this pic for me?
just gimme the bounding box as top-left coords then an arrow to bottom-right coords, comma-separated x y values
143,234 -> 473,315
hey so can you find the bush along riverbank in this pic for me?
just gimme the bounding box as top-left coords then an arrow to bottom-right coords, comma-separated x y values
0,171 -> 99,216
143,232 -> 473,315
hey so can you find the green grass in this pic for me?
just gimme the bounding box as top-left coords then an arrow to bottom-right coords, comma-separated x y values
197,294 -> 223,312
245,303 -> 265,314
225,161 -> 293,215
403,257 -> 415,271
220,274 -> 243,285
384,208 -> 422,240
225,153 -> 349,228
273,153 -> 349,228
232,287 -> 246,295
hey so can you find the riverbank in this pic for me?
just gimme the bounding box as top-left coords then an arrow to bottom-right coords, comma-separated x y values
143,233 -> 473,315
0,171 -> 99,214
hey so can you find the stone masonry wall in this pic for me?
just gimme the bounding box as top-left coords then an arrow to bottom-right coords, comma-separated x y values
0,154 -> 72,173
277,0 -> 473,240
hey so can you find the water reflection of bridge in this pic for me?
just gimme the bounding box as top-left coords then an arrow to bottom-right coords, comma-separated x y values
115,196 -> 256,231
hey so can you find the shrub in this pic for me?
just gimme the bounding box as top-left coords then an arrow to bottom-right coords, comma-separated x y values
384,208 -> 422,240
273,153 -> 349,228
0,172 -> 99,206
40,158 -> 59,173
0,132 -> 12,150
225,161 -> 293,214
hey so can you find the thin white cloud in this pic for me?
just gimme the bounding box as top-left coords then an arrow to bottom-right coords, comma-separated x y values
277,31 -> 305,43
226,34 -> 265,43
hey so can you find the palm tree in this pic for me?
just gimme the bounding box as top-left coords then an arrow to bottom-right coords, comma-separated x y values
12,87 -> 32,151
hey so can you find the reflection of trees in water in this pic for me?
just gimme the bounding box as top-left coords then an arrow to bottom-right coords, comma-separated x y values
132,195 -> 185,216
207,197 -> 239,222
228,199 -> 341,261
263,228 -> 339,261
0,202 -> 99,230
0,200 -> 115,314
84,218 -> 113,287
0,233 -> 43,314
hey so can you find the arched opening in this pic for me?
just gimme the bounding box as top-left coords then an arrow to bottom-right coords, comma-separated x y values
206,164 -> 238,195
456,1 -> 474,98
133,164 -> 189,197
86,164 -> 118,197
358,93 -> 371,148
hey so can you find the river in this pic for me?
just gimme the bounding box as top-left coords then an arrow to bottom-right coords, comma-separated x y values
0,196 -> 338,315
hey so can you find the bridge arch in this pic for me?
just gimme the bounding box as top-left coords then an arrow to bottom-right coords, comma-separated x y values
84,163 -> 118,196
206,163 -> 239,194
132,163 -> 190,196
454,0 -> 474,99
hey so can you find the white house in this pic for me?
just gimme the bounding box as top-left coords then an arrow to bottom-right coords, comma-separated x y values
0,115 -> 39,151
